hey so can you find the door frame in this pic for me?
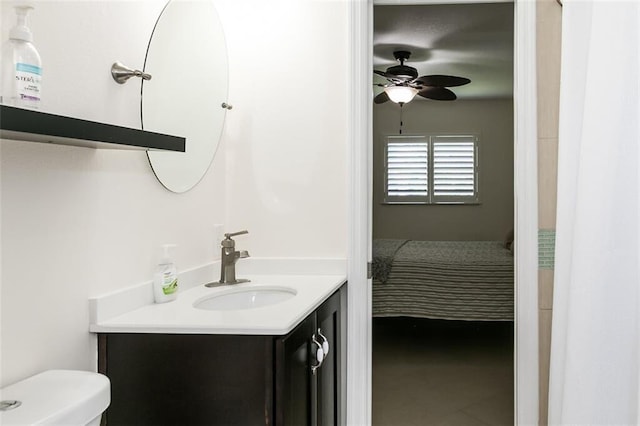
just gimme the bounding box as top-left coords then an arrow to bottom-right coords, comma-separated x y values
346,0 -> 539,424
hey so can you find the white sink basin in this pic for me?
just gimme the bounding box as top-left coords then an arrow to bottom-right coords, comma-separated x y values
193,286 -> 297,311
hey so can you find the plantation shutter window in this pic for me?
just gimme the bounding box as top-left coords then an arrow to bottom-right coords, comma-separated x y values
385,137 -> 429,203
384,135 -> 479,204
432,135 -> 478,202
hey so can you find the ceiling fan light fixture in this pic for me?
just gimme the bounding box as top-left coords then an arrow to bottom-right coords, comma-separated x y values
384,86 -> 419,104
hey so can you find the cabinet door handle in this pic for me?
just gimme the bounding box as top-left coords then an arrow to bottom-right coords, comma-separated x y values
311,334 -> 325,375
317,328 -> 330,356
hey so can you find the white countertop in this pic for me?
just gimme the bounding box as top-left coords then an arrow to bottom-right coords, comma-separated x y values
89,273 -> 346,335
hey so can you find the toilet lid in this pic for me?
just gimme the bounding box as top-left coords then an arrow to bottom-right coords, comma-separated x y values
0,370 -> 110,425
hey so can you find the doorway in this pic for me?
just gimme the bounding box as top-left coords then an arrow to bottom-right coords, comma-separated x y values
371,3 -> 514,423
346,0 -> 539,424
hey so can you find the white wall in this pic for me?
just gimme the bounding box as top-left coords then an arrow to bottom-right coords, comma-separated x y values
216,0 -> 349,257
0,0 -> 348,388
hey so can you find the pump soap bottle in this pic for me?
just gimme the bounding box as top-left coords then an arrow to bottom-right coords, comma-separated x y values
153,244 -> 179,303
1,4 -> 42,109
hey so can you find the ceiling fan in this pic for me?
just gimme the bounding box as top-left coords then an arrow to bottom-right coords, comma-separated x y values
374,50 -> 471,104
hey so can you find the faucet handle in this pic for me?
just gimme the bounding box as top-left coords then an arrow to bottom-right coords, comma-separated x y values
224,230 -> 248,239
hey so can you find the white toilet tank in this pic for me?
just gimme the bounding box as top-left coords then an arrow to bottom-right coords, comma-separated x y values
0,370 -> 110,425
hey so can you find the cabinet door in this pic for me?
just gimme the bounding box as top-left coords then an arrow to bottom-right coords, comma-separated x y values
100,334 -> 273,426
275,314 -> 315,426
315,291 -> 341,426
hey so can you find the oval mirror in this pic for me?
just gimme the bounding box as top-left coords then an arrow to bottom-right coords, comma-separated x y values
142,0 -> 228,193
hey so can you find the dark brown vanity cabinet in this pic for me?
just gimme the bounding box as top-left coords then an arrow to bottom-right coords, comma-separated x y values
275,289 -> 342,426
98,287 -> 343,426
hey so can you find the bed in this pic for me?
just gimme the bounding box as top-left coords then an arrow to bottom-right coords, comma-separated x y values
372,239 -> 514,321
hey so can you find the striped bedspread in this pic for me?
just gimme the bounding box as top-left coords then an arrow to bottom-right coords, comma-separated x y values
372,240 -> 514,321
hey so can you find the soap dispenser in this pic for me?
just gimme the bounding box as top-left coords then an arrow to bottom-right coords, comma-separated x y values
153,244 -> 178,303
1,4 -> 42,109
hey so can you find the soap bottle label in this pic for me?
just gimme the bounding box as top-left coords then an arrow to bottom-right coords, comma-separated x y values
15,62 -> 41,102
162,272 -> 178,295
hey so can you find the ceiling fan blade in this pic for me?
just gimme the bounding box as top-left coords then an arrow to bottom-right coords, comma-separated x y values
417,87 -> 457,101
374,91 -> 390,104
414,75 -> 471,87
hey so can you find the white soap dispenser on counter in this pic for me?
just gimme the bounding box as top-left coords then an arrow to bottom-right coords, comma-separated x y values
153,244 -> 178,303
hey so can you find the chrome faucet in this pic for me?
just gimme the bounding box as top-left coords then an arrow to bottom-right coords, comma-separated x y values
206,230 -> 250,287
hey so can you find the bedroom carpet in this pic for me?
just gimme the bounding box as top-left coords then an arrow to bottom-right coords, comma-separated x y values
372,317 -> 514,426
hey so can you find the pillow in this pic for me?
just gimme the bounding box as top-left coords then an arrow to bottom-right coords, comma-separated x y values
504,229 -> 514,250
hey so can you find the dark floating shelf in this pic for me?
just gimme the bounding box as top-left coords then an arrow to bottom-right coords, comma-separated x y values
0,105 -> 185,152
